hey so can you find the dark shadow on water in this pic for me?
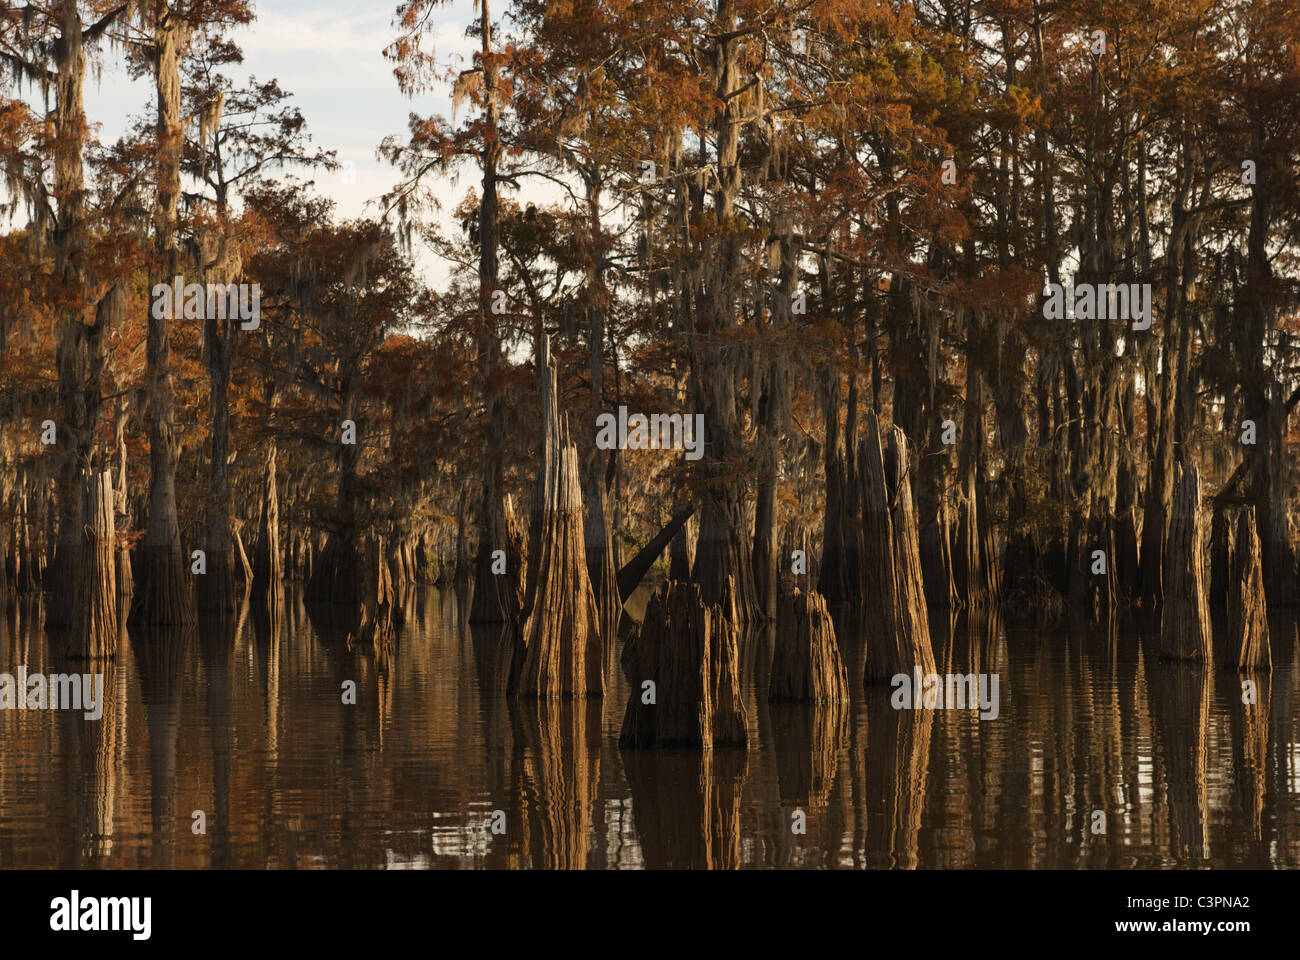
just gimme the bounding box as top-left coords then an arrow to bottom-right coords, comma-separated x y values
621,746 -> 748,869
306,599 -> 394,756
4,586 -> 1300,868
196,598 -> 248,867
1148,660 -> 1211,864
128,621 -> 198,869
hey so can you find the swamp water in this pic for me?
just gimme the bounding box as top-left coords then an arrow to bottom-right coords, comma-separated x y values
1,585 -> 1297,868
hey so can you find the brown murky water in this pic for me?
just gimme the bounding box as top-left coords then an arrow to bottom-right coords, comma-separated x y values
1,586 -> 1297,868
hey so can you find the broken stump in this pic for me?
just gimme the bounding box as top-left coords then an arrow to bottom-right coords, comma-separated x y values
768,588 -> 850,702
619,579 -> 747,749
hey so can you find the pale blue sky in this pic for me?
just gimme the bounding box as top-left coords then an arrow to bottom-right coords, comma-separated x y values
78,0 -> 486,285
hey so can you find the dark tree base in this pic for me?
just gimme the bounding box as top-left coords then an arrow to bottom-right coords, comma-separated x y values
129,543 -> 197,627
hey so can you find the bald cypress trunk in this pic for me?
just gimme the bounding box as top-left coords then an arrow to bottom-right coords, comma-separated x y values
251,442 -> 282,606
132,13 -> 195,626
860,412 -> 937,683
1114,402 -> 1141,603
1226,507 -> 1271,672
62,471 -> 117,659
752,417 -> 779,622
768,589 -> 849,703
583,340 -> 619,638
470,491 -> 524,623
47,0 -> 119,630
817,371 -> 851,603
954,361 -> 992,611
113,397 -> 133,599
1160,464 -> 1211,661
687,0 -> 759,624
453,486 -> 471,584
1141,139 -> 1198,614
510,337 -> 604,698
199,298 -> 237,613
581,174 -> 621,639
356,535 -> 395,645
754,216 -> 795,623
1208,505 -> 1231,613
887,423 -> 937,676
467,0 -> 522,626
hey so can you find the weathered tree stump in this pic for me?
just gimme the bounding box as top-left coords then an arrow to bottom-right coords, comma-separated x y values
859,412 -> 937,683
768,588 -> 850,702
1226,506 -> 1271,671
509,335 -> 603,699
619,579 -> 747,749
1159,463 -> 1212,661
859,413 -> 902,681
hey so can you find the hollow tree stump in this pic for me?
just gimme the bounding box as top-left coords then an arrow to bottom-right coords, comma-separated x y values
509,335 -> 603,698
1160,463 -> 1212,662
768,588 -> 850,702
619,579 -> 747,749
1226,506 -> 1271,671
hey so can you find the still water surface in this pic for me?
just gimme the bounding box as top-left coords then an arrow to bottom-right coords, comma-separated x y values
1,586 -> 1297,868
